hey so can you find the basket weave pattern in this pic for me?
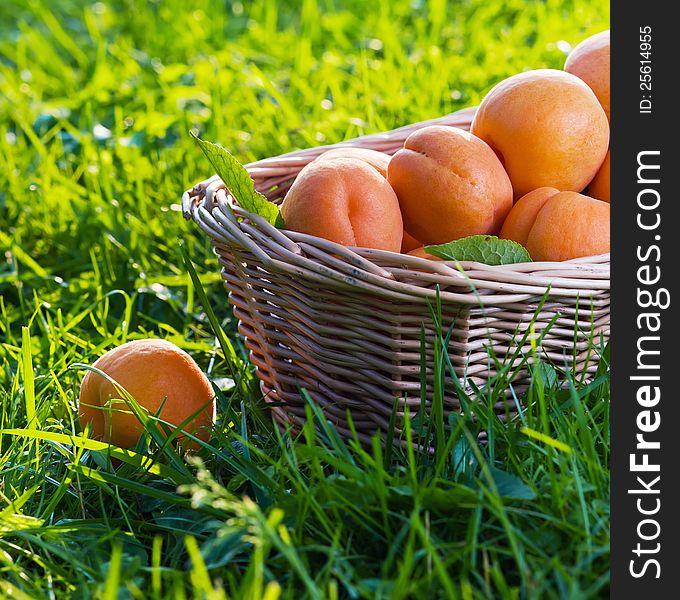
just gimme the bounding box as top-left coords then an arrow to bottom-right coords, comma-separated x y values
183,107 -> 610,443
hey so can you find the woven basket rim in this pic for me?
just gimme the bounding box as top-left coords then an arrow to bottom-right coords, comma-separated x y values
182,106 -> 610,303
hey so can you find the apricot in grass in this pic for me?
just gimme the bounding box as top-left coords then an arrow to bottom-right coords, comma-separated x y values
78,339 -> 215,450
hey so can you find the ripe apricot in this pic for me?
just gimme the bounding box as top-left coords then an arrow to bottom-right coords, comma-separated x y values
79,339 -> 215,450
501,190 -> 609,261
407,246 -> 442,261
387,125 -> 512,245
401,230 -> 423,253
315,149 -> 422,248
470,69 -> 609,199
315,147 -> 390,178
588,150 -> 610,202
564,30 -> 610,121
499,187 -> 559,246
281,157 -> 403,251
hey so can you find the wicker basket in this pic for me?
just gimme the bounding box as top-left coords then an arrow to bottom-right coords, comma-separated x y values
182,106 -> 610,444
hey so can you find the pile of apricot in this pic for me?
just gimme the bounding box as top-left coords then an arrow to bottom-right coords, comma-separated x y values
280,30 -> 611,263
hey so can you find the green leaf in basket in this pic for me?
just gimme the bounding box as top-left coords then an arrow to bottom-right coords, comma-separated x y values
192,133 -> 285,228
424,235 -> 532,265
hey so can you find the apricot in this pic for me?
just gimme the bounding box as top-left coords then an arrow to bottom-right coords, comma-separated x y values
281,157 -> 403,251
315,147 -> 390,178
401,230 -> 423,253
499,187 -> 560,246
470,69 -> 609,199
564,30 -> 610,122
500,190 -> 609,261
387,125 -> 513,245
588,150 -> 610,202
407,246 -> 442,261
79,339 -> 215,450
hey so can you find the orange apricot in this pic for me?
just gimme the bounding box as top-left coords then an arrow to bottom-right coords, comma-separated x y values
387,125 -> 513,245
588,150 -> 610,202
315,149 -> 421,247
564,30 -> 610,122
407,246 -> 442,261
315,147 -> 390,178
401,230 -> 423,253
499,187 -> 560,246
281,157 -> 403,251
500,191 -> 609,261
78,339 -> 215,450
470,69 -> 609,199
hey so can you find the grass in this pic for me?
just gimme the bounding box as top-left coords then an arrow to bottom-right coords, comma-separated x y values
1,0 -> 610,597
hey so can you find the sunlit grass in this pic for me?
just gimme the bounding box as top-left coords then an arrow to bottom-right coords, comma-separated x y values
1,0 -> 610,597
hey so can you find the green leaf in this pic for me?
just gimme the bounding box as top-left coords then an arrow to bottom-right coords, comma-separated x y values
192,134 -> 285,228
487,467 -> 536,500
468,468 -> 536,501
424,235 -> 531,265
